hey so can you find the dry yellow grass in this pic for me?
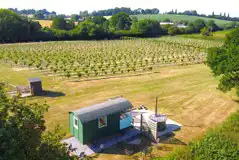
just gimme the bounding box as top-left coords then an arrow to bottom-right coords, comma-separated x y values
34,20 -> 53,28
34,20 -> 79,28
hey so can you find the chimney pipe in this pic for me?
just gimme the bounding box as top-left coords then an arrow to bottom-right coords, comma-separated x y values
155,96 -> 158,115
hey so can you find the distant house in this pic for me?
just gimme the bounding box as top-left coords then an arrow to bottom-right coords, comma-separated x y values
69,97 -> 133,144
160,22 -> 174,25
176,24 -> 188,28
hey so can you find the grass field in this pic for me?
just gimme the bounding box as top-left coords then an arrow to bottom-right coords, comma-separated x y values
0,63 -> 238,159
34,20 -> 78,28
176,29 -> 234,41
134,14 -> 233,27
34,20 -> 53,27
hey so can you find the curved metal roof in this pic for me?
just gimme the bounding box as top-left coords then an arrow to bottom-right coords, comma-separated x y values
71,97 -> 133,123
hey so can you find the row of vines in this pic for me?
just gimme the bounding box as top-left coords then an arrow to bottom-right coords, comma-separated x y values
0,38 -> 222,79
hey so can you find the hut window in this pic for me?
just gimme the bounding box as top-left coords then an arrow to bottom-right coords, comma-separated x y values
74,116 -> 78,129
98,116 -> 107,128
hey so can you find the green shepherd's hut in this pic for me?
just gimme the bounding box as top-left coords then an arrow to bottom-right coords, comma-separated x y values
69,97 -> 133,144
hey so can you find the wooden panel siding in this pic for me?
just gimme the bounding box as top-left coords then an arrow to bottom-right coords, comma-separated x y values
69,112 -> 83,143
82,112 -> 120,144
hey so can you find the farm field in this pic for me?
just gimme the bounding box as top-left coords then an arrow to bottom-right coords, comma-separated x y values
34,20 -> 53,27
177,29 -> 235,41
0,63 -> 238,159
0,38 -> 222,81
34,19 -> 78,28
134,14 -> 234,27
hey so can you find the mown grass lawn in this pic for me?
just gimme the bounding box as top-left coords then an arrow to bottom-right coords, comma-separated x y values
0,63 -> 238,159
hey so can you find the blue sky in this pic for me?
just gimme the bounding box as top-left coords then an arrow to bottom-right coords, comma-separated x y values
1,0 -> 239,17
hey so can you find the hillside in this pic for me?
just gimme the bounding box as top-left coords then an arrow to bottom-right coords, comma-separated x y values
177,29 -> 234,41
134,14 -> 234,27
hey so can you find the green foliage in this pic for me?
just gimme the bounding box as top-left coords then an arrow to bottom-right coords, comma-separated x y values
200,27 -> 212,36
71,14 -> 80,21
193,19 -> 206,32
66,20 -> 75,30
206,20 -> 219,31
89,16 -> 107,25
163,18 -> 171,22
0,85 -> 71,160
0,9 -> 42,42
51,16 -> 67,30
34,11 -> 45,20
131,19 -> 162,36
70,20 -> 106,39
157,111 -> 239,160
168,26 -> 181,35
110,12 -> 132,30
207,27 -> 239,96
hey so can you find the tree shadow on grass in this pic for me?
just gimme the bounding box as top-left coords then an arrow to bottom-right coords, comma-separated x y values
159,133 -> 187,146
40,90 -> 65,98
100,135 -> 153,155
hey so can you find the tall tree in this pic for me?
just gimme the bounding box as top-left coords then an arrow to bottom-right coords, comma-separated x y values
0,9 -> 41,42
71,14 -> 80,21
131,19 -> 162,36
193,19 -> 206,32
51,16 -> 67,30
109,12 -> 132,30
206,20 -> 219,31
0,85 -> 72,159
207,27 -> 239,96
33,11 -> 45,19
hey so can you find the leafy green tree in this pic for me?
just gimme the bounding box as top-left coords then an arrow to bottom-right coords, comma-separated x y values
66,20 -> 75,30
206,20 -> 219,31
0,85 -> 71,160
0,9 -> 41,42
90,16 -> 107,25
207,27 -> 239,96
51,16 -> 67,30
33,11 -> 45,19
168,26 -> 181,35
200,27 -> 212,36
131,19 -> 162,36
162,18 -> 171,22
110,12 -> 132,30
70,20 -> 105,39
71,14 -> 80,21
193,19 -> 206,32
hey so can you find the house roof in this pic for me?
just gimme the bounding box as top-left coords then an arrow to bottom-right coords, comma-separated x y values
71,97 -> 133,123
28,78 -> 41,83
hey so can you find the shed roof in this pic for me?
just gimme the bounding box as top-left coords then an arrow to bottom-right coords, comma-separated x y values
71,97 -> 133,123
28,78 -> 41,83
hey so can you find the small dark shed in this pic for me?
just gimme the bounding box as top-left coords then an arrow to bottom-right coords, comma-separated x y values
28,78 -> 43,96
69,97 -> 133,144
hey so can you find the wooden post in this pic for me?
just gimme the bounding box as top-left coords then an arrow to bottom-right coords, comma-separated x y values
155,96 -> 158,115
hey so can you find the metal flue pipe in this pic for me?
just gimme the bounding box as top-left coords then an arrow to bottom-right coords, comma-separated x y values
155,96 -> 158,115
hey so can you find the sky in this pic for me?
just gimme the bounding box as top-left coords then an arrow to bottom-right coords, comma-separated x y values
1,0 -> 239,17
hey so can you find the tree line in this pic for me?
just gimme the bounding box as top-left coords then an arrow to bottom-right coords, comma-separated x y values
0,9 -> 225,43
9,7 -> 239,23
167,9 -> 239,22
8,8 -> 57,20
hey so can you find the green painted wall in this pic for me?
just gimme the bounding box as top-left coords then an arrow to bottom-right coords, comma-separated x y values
82,112 -> 120,144
69,112 -> 83,143
69,112 -> 73,134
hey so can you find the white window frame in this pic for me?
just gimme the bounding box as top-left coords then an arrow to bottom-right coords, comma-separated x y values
73,116 -> 78,129
98,116 -> 107,128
